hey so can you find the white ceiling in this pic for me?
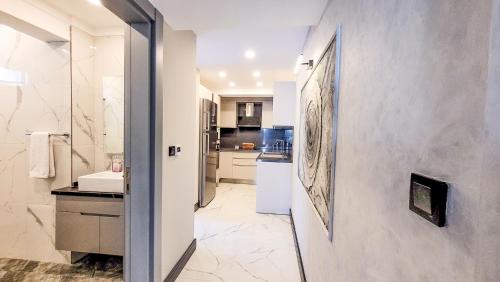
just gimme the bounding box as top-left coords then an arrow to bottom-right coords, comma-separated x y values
197,26 -> 309,92
151,0 -> 328,94
42,0 -> 123,33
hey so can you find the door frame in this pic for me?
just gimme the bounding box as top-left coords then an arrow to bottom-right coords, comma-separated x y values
101,1 -> 163,281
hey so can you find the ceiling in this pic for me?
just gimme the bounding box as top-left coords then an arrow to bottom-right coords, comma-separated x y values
151,0 -> 328,94
42,0 -> 123,33
197,27 -> 309,92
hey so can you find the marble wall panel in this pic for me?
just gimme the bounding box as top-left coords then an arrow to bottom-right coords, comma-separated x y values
0,24 -> 71,263
71,27 -> 96,182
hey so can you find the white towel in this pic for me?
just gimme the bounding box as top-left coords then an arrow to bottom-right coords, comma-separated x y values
29,132 -> 55,178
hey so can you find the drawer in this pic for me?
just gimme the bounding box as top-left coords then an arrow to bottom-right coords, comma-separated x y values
56,211 -> 100,253
56,196 -> 123,216
233,158 -> 257,166
100,215 -> 124,256
233,152 -> 260,159
233,164 -> 257,180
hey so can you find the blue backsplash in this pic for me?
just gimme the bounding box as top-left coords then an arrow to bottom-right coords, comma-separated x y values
220,127 -> 293,150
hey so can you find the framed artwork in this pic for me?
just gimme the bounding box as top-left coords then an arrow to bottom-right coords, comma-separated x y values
298,25 -> 341,241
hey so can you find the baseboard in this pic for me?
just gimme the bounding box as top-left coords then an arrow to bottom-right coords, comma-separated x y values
290,209 -> 307,282
164,239 -> 197,282
219,178 -> 256,185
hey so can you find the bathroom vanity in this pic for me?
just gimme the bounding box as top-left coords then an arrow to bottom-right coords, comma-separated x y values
51,188 -> 124,256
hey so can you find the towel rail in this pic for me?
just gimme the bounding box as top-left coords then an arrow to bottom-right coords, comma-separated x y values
25,131 -> 70,138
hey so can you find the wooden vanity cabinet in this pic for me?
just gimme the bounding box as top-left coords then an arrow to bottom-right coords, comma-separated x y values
55,195 -> 124,256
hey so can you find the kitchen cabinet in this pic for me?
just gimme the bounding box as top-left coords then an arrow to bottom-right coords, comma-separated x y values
55,195 -> 124,256
219,152 -> 233,179
273,82 -> 296,127
256,161 -> 292,214
220,99 -> 237,128
261,100 -> 273,128
219,151 -> 259,182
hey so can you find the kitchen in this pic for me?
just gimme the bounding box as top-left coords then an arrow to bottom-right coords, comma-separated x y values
198,81 -> 297,214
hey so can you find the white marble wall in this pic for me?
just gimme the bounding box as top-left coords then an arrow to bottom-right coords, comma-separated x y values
93,35 -> 124,172
71,27 -> 96,183
71,29 -> 124,179
292,0 -> 498,281
0,25 -> 71,263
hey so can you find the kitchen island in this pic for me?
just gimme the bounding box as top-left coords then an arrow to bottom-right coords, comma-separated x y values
256,152 -> 293,215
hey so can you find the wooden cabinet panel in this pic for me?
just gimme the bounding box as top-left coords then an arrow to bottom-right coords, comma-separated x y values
56,211 -> 100,253
233,164 -> 257,180
219,152 -> 233,179
56,196 -> 123,216
273,82 -> 296,127
100,215 -> 124,256
232,152 -> 260,159
233,158 -> 257,166
55,197 -> 124,256
261,100 -> 273,128
220,99 -> 237,128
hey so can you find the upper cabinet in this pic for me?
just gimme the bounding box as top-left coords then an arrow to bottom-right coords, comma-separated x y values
273,82 -> 296,127
220,98 -> 237,128
261,100 -> 273,128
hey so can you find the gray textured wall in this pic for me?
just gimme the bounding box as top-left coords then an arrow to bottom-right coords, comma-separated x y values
291,0 -> 499,281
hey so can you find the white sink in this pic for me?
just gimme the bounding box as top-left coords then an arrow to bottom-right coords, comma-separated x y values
78,171 -> 124,193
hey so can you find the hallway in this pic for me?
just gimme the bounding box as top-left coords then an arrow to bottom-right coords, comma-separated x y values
178,183 -> 301,282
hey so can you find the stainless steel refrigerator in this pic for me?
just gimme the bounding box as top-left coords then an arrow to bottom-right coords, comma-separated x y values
199,98 -> 219,207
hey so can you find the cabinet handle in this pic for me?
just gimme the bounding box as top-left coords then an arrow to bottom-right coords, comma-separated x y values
80,212 -> 120,218
233,164 -> 257,167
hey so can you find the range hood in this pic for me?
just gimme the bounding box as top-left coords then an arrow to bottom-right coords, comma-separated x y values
237,102 -> 262,127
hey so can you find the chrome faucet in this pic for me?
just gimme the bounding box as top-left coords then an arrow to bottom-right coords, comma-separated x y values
274,139 -> 285,153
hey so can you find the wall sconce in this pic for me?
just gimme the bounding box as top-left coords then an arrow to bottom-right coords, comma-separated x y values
294,54 -> 314,74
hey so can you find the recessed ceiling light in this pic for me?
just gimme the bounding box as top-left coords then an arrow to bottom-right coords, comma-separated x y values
229,82 -> 236,87
244,49 -> 256,60
87,0 -> 102,6
256,81 -> 263,87
252,71 -> 261,78
218,71 -> 227,78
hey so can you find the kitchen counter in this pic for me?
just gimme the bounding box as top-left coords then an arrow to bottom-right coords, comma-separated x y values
51,187 -> 123,198
256,152 -> 293,163
219,148 -> 263,153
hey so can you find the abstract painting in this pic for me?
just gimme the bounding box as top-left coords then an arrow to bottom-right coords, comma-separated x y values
298,26 -> 341,240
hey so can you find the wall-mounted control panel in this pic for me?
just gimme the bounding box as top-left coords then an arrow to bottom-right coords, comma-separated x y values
409,173 -> 448,227
168,146 -> 182,157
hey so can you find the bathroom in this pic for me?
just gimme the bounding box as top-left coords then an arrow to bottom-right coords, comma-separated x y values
0,0 -> 125,279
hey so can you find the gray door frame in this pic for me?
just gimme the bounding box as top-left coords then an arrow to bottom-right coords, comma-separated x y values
102,1 -> 163,281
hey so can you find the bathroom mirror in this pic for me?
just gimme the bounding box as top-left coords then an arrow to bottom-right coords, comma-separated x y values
71,27 -> 125,184
102,75 -> 124,154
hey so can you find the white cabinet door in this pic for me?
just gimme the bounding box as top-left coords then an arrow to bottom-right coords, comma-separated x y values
233,164 -> 257,180
219,152 -> 233,179
273,81 -> 296,127
232,153 -> 258,180
261,100 -> 273,128
220,99 -> 237,128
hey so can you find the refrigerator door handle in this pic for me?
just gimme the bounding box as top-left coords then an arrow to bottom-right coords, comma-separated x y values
205,133 -> 210,155
204,112 -> 210,131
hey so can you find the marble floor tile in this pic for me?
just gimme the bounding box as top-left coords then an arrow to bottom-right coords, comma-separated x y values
0,254 -> 122,282
178,183 -> 301,282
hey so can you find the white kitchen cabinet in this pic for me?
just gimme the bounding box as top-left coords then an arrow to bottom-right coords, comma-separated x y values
219,152 -> 233,179
273,81 -> 296,127
256,161 -> 292,215
220,99 -> 237,128
261,100 -> 273,128
219,152 -> 259,181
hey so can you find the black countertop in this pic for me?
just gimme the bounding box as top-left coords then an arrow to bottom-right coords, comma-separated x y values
51,187 -> 123,198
